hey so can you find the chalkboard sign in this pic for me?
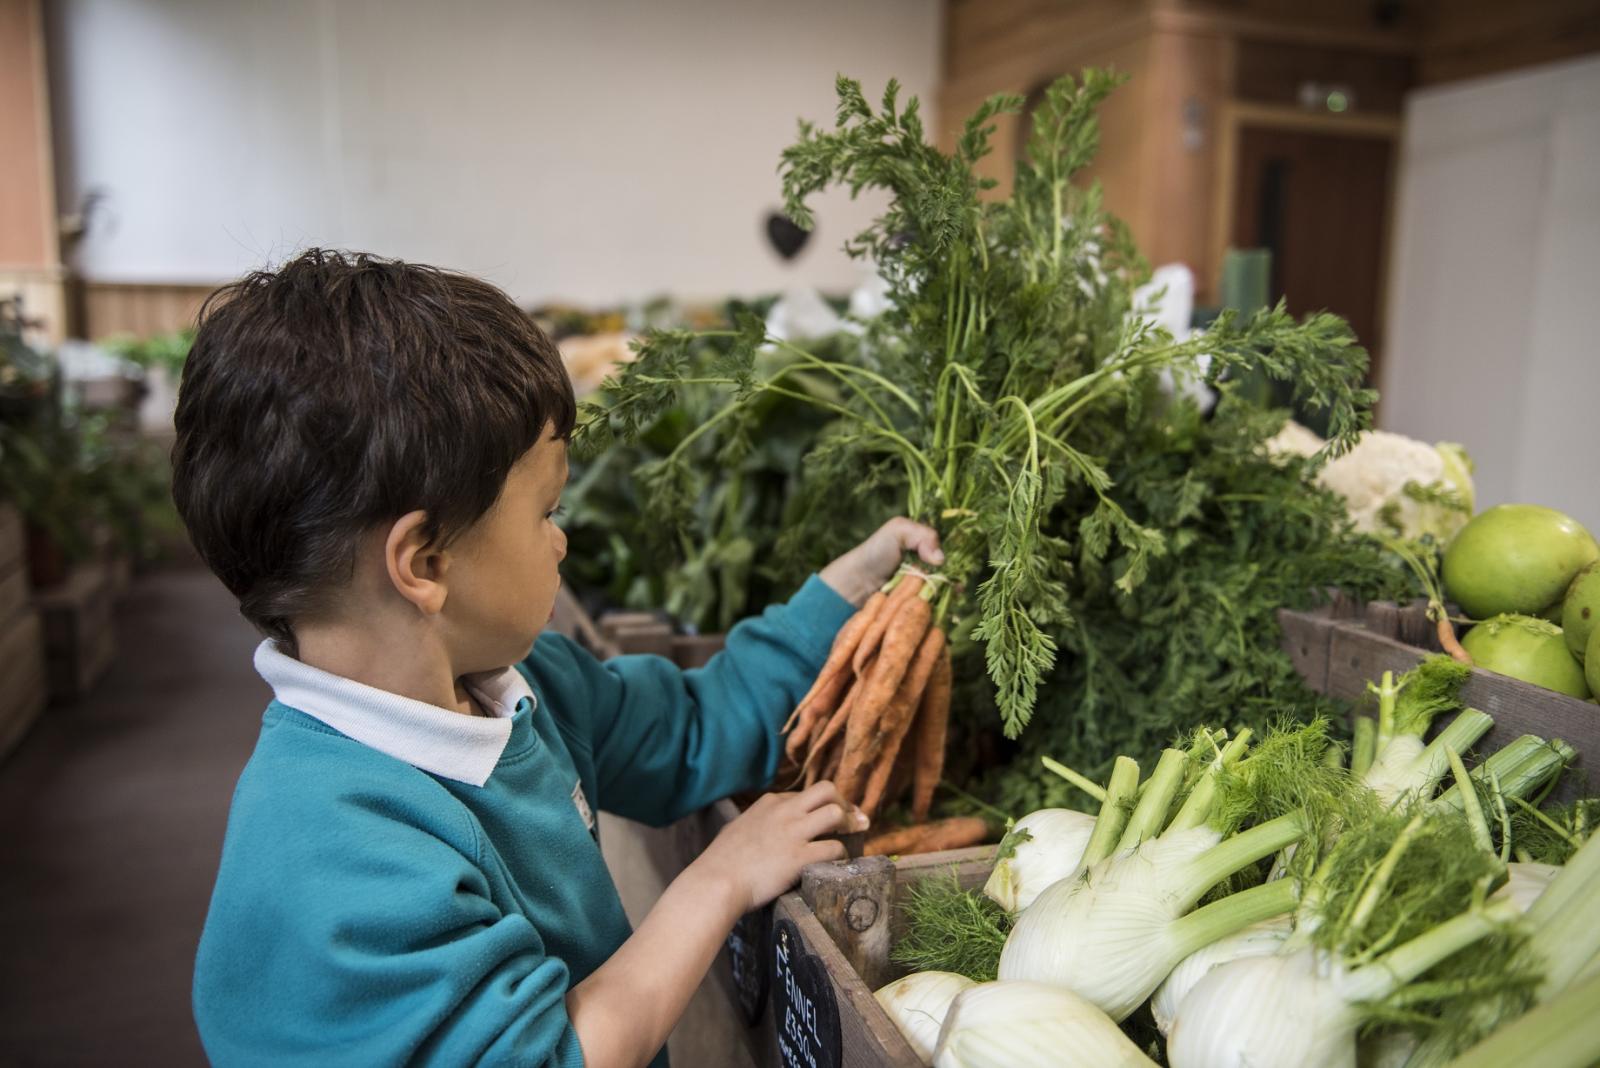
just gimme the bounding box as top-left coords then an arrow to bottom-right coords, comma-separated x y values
771,918 -> 842,1068
724,904 -> 772,1026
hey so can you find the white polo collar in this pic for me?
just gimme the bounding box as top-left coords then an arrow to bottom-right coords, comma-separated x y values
253,641 -> 535,787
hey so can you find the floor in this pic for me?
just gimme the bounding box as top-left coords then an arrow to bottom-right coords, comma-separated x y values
0,565 -> 267,1066
0,564 -> 755,1067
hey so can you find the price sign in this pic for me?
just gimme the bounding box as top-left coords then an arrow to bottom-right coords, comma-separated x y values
724,904 -> 772,1026
771,918 -> 841,1068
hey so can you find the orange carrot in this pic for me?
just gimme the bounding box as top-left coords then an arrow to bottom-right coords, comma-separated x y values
817,737 -> 844,787
883,737 -> 915,810
853,574 -> 924,676
909,645 -> 953,822
863,816 -> 990,857
1438,616 -> 1474,665
782,589 -> 888,742
859,628 -> 947,818
836,591 -> 934,802
801,660 -> 868,769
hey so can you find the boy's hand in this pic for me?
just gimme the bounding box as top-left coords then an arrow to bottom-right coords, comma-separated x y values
694,783 -> 868,914
819,517 -> 944,607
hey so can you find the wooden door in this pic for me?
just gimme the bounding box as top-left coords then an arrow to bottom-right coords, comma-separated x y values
1231,126 -> 1395,385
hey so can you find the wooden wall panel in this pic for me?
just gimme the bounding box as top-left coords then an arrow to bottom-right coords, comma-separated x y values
1418,0 -> 1600,86
1234,38 -> 1414,112
939,3 -> 1233,299
0,0 -> 56,269
79,282 -> 217,340
1131,26 -> 1230,295
937,4 -> 1152,199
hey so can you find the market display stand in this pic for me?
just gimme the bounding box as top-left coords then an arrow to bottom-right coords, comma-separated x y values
32,555 -> 119,703
561,585 -> 1597,1066
690,595 -> 1599,1067
1280,596 -> 1600,798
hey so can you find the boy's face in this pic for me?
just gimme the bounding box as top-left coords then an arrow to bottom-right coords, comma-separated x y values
444,424 -> 568,673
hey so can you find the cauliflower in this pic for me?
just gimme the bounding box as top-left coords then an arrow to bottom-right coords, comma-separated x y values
1263,420 -> 1327,460
1265,423 -> 1476,543
1318,430 -> 1475,541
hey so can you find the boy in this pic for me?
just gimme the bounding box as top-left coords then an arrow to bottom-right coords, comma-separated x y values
176,250 -> 943,1067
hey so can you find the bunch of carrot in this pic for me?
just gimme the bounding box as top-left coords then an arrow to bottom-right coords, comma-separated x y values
782,569 -> 964,836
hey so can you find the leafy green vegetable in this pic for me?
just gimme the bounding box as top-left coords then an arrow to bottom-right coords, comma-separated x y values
562,326 -> 843,632
1510,797 -> 1599,866
971,394 -> 1405,807
581,71 -> 1384,737
891,870 -> 1012,982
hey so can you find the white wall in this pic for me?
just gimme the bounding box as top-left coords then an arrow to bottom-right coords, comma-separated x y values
1383,55 -> 1600,534
47,0 -> 941,305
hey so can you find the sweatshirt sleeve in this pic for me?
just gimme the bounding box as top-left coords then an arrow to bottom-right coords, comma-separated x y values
193,770 -> 585,1068
529,574 -> 855,826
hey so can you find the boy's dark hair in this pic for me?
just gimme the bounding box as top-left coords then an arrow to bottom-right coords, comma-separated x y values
172,249 -> 575,651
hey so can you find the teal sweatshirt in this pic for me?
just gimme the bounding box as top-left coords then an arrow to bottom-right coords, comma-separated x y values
193,575 -> 853,1067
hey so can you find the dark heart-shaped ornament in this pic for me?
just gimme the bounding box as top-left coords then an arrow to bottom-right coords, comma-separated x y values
766,212 -> 811,261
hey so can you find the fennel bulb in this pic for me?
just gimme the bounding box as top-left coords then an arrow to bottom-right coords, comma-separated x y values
1494,861 -> 1559,914
1357,1029 -> 1417,1068
997,824 -> 1299,1020
1360,659 -> 1484,807
983,808 -> 1096,913
1150,915 -> 1292,1035
1168,948 -> 1362,1068
933,980 -> 1156,1068
875,971 -> 975,1065
1167,901 -> 1517,1068
998,724 -> 1341,1020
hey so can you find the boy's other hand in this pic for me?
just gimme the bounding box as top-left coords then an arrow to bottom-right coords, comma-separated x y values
695,783 -> 868,914
819,517 -> 944,607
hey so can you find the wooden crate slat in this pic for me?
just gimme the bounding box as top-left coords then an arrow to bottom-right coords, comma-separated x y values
0,611 -> 47,761
1364,599 -> 1401,640
1324,621 -> 1600,755
801,856 -> 896,992
33,560 -> 118,702
1277,605 -> 1333,693
548,587 -> 621,659
774,893 -> 922,1068
1396,600 -> 1440,650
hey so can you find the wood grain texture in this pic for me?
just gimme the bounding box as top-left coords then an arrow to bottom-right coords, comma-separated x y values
0,0 -> 55,268
1418,0 -> 1600,86
1277,606 -> 1333,693
773,893 -> 923,1068
801,856 -> 897,992
78,282 -> 215,340
0,609 -> 45,761
33,559 -> 117,702
1284,606 -> 1597,799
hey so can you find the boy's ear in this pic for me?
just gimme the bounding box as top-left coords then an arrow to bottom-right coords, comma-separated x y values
384,510 -> 450,615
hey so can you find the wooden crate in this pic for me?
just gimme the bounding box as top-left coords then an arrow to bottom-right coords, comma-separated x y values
692,596 -> 1600,1067
742,847 -> 993,1068
34,559 -> 118,702
0,610 -> 48,761
571,582 -> 1596,1064
1278,598 -> 1600,795
598,609 -> 729,669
